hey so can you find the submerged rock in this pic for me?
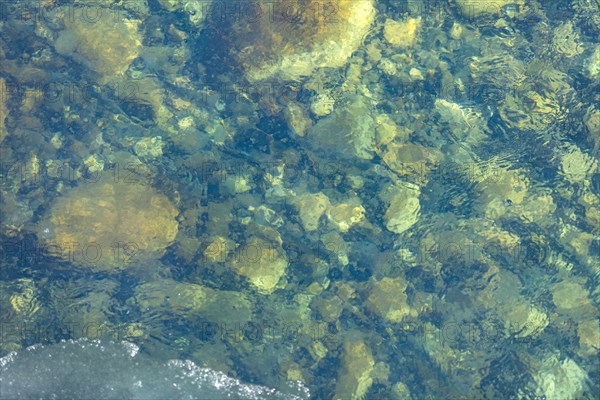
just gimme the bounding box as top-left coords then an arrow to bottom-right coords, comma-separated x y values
292,192 -> 330,232
130,279 -> 252,324
383,17 -> 421,49
334,336 -> 375,400
380,184 -> 421,235
309,96 -> 376,160
474,168 -> 529,220
552,22 -> 584,58
284,102 -> 312,137
381,143 -> 443,187
38,177 -> 179,272
584,107 -> 600,150
533,355 -> 590,400
578,319 -> 600,357
231,235 -> 288,295
366,277 -> 416,323
559,144 -> 598,184
54,8 -> 142,84
478,268 -> 549,339
7,278 -> 42,321
326,201 -> 366,233
230,0 -> 376,81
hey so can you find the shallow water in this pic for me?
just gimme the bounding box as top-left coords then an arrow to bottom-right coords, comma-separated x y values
0,0 -> 599,399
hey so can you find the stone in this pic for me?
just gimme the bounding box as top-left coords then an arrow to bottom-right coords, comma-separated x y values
475,169 -> 529,220
366,277 -> 416,323
130,280 -> 252,324
293,192 -> 330,232
383,18 -> 421,49
309,96 -> 376,160
38,177 -> 179,272
231,0 -> 376,82
230,236 -> 288,294
551,281 -> 591,311
203,236 -> 231,263
559,144 -> 597,184
578,319 -> 600,356
584,107 -> 600,150
310,93 -> 335,117
327,201 -> 365,233
585,44 -> 600,79
552,22 -> 584,58
382,185 -> 421,235
54,9 -> 142,83
334,336 -> 375,400
381,143 -> 443,186
134,136 -> 164,159
284,102 -> 312,137
533,356 -> 589,400
518,192 -> 556,224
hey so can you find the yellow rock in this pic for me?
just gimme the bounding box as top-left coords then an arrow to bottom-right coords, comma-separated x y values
383,18 -> 421,49
551,281 -> 592,311
586,44 -> 600,79
579,192 -> 600,232
293,193 -> 330,232
584,107 -> 600,150
39,177 -> 179,271
449,22 -> 464,40
111,76 -> 174,126
134,136 -> 164,159
504,303 -> 548,338
375,114 -> 405,147
477,268 -> 548,338
578,319 -> 600,356
310,93 -> 335,117
559,145 -> 597,184
381,143 -> 443,186
131,279 -> 252,323
284,102 -> 312,137
203,236 -> 231,263
559,225 -> 595,258
392,382 -> 411,399
334,336 -> 375,400
327,202 -> 365,233
518,192 -> 556,224
553,22 -> 584,58
321,231 -> 349,266
311,295 -> 344,322
286,368 -> 305,382
8,279 -> 41,320
533,356 -> 589,400
230,236 -> 288,294
232,0 -> 376,81
366,277 -> 416,323
383,185 -> 421,235
477,225 -> 520,248
54,9 -> 142,83
475,169 -> 529,219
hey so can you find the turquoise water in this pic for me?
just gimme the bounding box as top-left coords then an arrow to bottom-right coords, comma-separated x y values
1,1 -> 599,399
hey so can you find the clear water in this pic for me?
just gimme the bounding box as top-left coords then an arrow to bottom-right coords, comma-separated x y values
0,0 -> 599,399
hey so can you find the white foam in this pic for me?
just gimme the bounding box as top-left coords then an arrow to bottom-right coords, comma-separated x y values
0,338 -> 309,400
